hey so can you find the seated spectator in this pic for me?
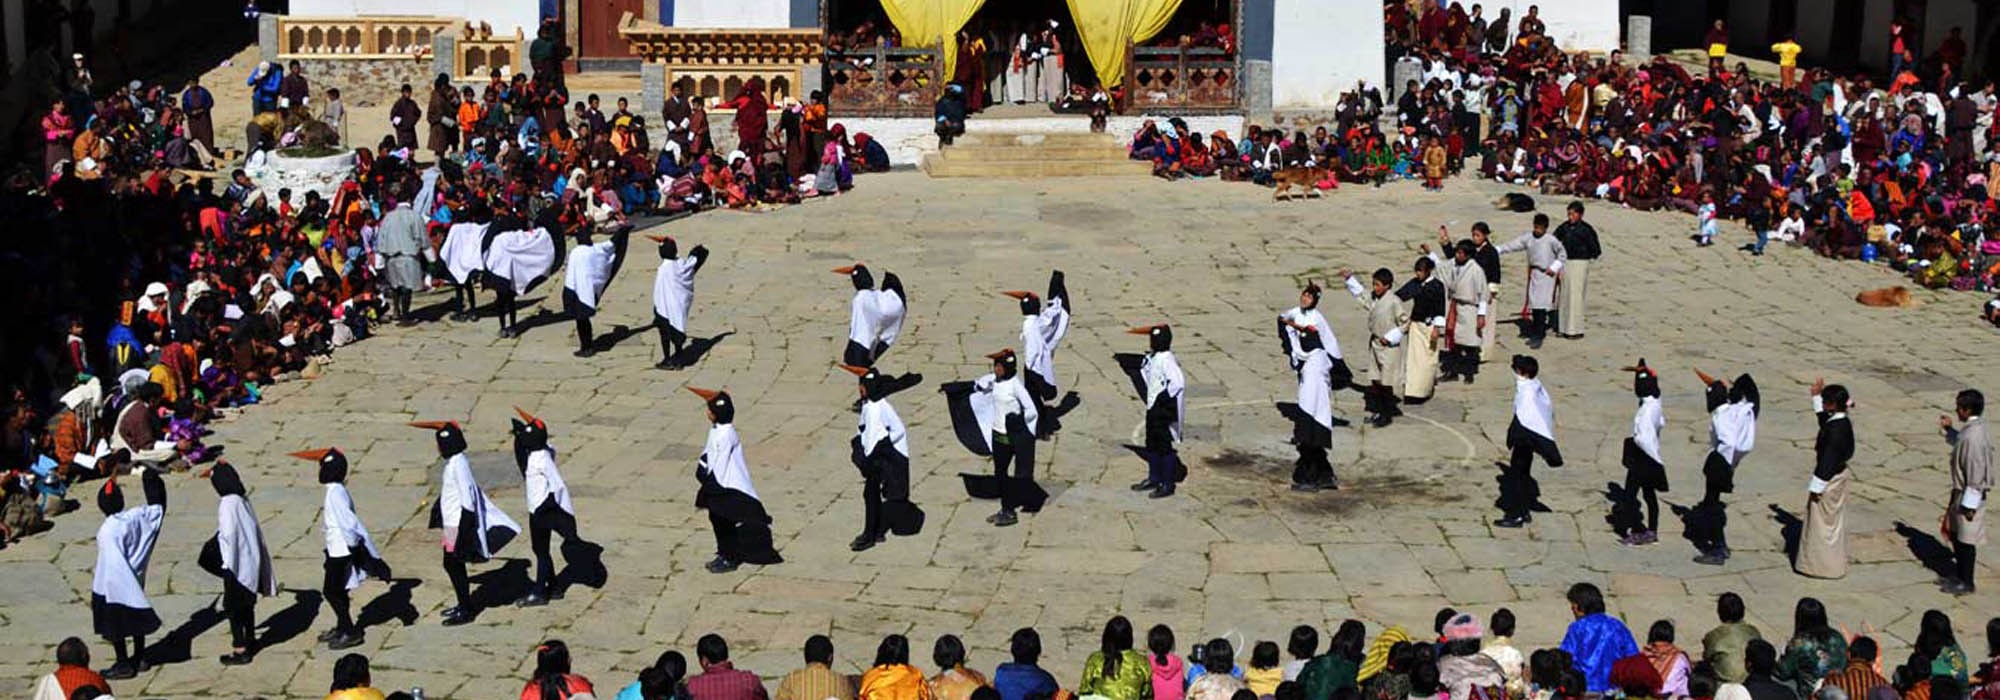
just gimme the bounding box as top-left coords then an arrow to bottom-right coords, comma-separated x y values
327,653 -> 387,700
776,635 -> 855,700
861,635 -> 930,700
1558,582 -> 1637,693
994,628 -> 1058,700
618,651 -> 690,700
1299,621 -> 1365,700
521,640 -> 593,700
1080,617 -> 1149,700
1436,614 -> 1504,700
1247,642 -> 1284,696
1743,640 -> 1800,700
1148,625 -> 1188,700
1823,637 -> 1888,700
929,634 -> 988,700
1190,639 -> 1250,700
689,634 -> 767,700
31,637 -> 110,700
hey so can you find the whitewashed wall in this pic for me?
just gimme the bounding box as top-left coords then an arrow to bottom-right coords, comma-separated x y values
1272,0 -> 1383,109
289,0 -> 539,38
834,114 -> 1247,166
671,0 -> 791,28
1468,0 -> 1621,53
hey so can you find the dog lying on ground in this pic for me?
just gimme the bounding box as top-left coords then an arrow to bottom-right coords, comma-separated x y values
1272,166 -> 1331,201
1855,286 -> 1915,307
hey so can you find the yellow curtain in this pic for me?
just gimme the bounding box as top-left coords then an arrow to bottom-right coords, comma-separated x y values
877,0 -> 990,82
1064,0 -> 1184,89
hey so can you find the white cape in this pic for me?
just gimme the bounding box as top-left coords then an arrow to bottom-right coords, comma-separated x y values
217,494 -> 279,596
524,447 -> 575,515
860,398 -> 910,458
563,240 -> 617,309
1514,377 -> 1556,441
652,256 -> 700,330
439,222 -> 490,285
439,453 -> 522,558
969,373 -> 1040,450
1142,349 -> 1187,441
321,483 -> 383,590
701,424 -> 759,501
92,504 -> 165,608
484,227 -> 558,294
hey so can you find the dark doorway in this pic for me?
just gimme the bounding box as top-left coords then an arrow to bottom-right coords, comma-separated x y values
1828,0 -> 1866,69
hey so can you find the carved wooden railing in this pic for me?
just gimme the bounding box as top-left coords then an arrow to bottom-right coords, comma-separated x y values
671,69 -> 803,104
278,16 -> 454,56
457,30 -> 523,79
617,14 -> 822,66
827,44 -> 942,117
1125,45 -> 1240,114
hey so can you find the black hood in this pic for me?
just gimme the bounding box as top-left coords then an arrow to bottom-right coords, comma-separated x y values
708,391 -> 735,425
317,449 -> 349,484
1730,374 -> 1760,415
1149,324 -> 1173,353
658,237 -> 678,260
209,462 -> 246,498
98,478 -> 125,516
849,265 -> 874,291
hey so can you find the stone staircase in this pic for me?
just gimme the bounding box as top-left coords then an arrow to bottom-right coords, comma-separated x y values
919,132 -> 1153,178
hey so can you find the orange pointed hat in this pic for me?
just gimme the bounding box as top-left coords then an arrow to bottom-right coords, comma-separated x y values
514,405 -> 544,428
1000,290 -> 1037,300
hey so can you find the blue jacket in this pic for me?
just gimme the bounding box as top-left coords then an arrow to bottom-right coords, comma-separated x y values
994,663 -> 1059,700
1560,613 -> 1638,693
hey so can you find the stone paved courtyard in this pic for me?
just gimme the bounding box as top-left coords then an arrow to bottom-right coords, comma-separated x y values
3,173 -> 1996,698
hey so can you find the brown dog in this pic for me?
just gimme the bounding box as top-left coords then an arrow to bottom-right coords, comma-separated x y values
1272,166 -> 1330,201
1854,286 -> 1914,308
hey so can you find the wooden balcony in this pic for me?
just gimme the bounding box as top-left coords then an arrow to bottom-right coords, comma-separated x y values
277,16 -> 454,57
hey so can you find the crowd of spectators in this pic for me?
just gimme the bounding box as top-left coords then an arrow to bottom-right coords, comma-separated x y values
33,585 -> 2000,700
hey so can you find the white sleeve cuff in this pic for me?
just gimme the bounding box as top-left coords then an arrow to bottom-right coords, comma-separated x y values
1344,276 -> 1366,298
1384,327 -> 1405,346
1476,299 -> 1489,316
1965,489 -> 1985,510
1808,476 -> 1829,494
1549,260 -> 1565,274
1813,395 -> 1825,413
1431,317 -> 1447,328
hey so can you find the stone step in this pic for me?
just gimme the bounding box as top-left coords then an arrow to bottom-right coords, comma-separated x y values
953,132 -> 1123,147
919,152 -> 1152,178
933,144 -> 1134,161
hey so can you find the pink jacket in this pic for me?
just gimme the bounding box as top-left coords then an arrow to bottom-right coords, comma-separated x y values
1151,654 -> 1187,700
42,113 -> 74,144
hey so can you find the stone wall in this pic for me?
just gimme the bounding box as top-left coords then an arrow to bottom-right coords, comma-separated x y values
833,114 -> 1247,167
291,58 -> 439,108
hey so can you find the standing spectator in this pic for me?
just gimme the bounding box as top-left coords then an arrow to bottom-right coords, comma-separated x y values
389,83 -> 420,151
688,634 -> 769,700
1551,201 -> 1599,338
322,87 -> 347,145
861,635 -> 932,700
180,77 -> 215,152
426,73 -> 458,160
521,640 -> 594,700
279,60 -> 309,111
994,628 -> 1059,700
31,637 -> 109,700
716,78 -> 771,161
246,61 -> 281,113
1557,582 -> 1638,693
1940,389 -> 1990,595
41,99 -> 74,176
327,653 -> 388,700
929,635 -> 989,700
1705,20 -> 1728,78
775,635 -> 855,700
1771,36 -> 1802,89
1702,593 -> 1763,684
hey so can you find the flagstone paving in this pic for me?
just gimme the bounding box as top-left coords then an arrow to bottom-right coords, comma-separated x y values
4,173 -> 1996,698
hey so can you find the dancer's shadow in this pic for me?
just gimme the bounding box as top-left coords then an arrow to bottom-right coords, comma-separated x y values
667,331 -> 735,367
468,559 -> 533,611
592,324 -> 647,352
147,598 -> 228,665
1769,504 -> 1804,561
507,308 -> 572,336
1893,520 -> 1958,579
356,579 -> 424,629
408,297 -> 460,324
1603,481 -> 1641,535
255,589 -> 323,649
558,537 -> 610,592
